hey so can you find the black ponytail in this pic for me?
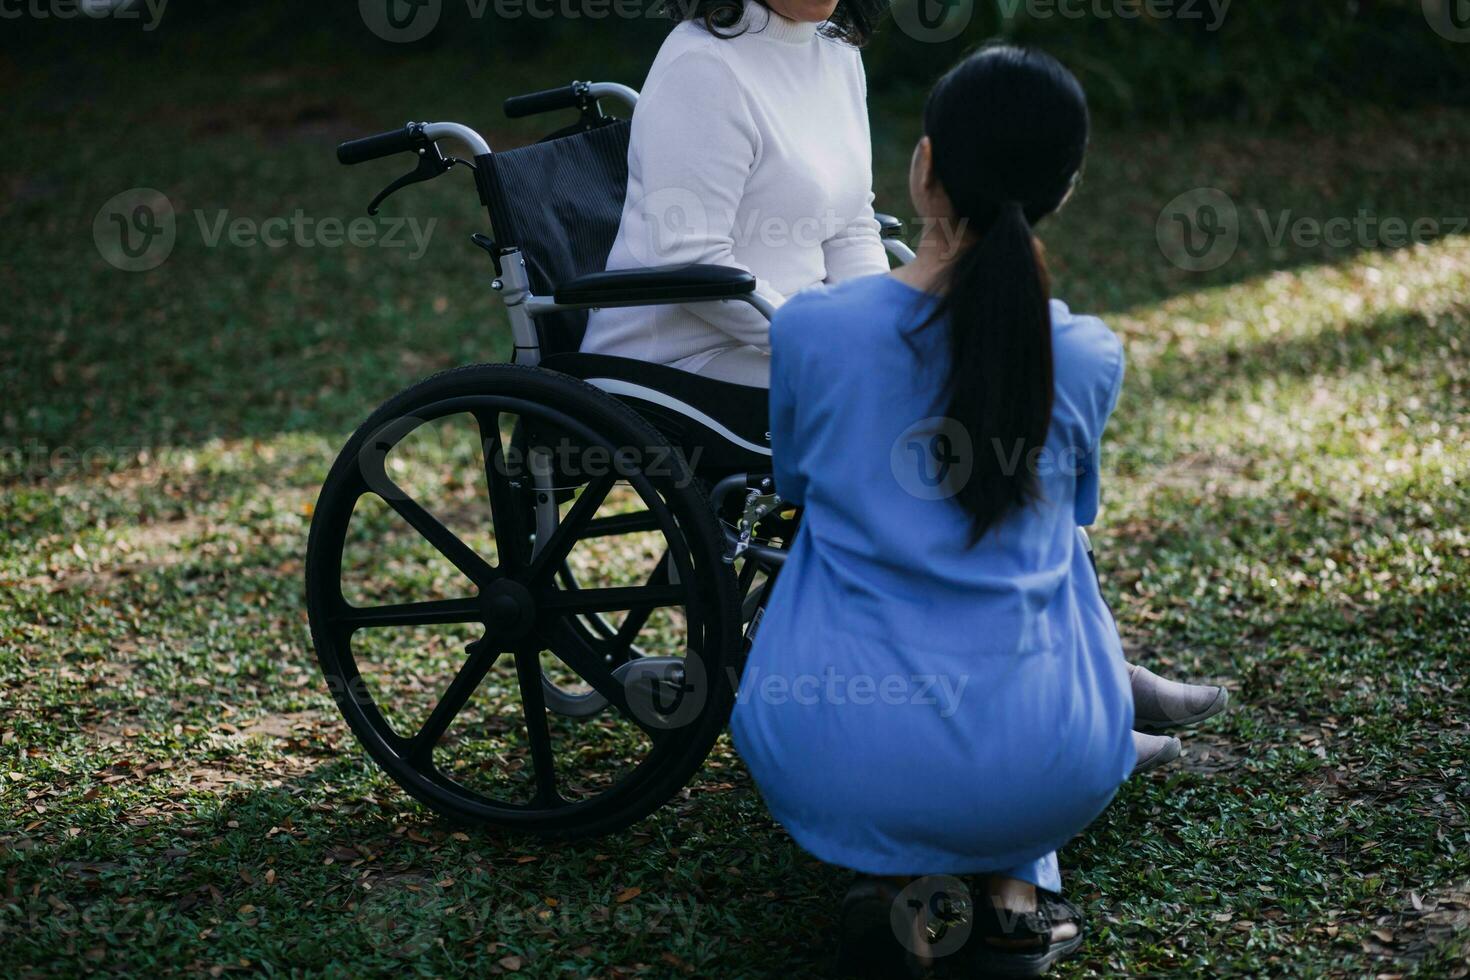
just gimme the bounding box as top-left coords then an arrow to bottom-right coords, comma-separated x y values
932,202 -> 1054,540
918,47 -> 1089,541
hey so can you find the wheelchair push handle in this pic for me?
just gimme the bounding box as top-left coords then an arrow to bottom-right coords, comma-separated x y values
503,83 -> 586,119
336,123 -> 427,166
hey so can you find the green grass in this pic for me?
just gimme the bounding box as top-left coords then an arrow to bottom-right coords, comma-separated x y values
2,42 -> 1469,978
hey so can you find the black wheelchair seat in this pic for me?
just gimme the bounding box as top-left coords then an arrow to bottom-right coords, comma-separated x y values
540,352 -> 771,473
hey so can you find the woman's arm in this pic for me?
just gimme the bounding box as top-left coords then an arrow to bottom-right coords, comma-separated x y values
821,52 -> 891,283
620,49 -> 787,348
821,192 -> 890,283
768,307 -> 808,506
1075,330 -> 1127,526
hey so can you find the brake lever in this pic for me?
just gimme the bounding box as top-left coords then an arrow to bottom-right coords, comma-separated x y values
367,142 -> 452,216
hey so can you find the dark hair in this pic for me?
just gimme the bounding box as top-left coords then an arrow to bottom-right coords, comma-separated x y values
920,46 -> 1089,540
670,0 -> 888,47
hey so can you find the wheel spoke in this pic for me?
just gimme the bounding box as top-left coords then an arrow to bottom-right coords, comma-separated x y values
610,553 -> 670,653
540,584 -> 687,616
337,596 -> 482,630
513,646 -> 561,807
406,638 -> 502,764
581,511 -> 661,538
476,410 -> 529,573
555,562 -> 619,642
379,487 -> 497,587
525,472 -> 617,585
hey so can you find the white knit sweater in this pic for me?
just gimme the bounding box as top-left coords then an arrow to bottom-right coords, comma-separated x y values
581,3 -> 890,371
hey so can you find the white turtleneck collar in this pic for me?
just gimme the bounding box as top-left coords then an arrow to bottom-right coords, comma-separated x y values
732,1 -> 823,44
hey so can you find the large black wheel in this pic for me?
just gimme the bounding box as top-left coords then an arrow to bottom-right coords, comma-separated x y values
305,363 -> 741,838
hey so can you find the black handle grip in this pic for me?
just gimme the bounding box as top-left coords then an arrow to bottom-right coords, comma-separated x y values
503,84 -> 583,119
337,125 -> 424,166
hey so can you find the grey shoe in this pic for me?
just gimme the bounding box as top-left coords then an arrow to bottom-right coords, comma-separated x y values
1132,730 -> 1182,774
1129,663 -> 1229,733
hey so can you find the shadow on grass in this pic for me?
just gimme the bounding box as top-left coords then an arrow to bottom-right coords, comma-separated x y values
4,743 -> 847,976
1132,303 -> 1466,409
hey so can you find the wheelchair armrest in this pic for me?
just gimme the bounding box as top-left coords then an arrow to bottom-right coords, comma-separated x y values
554,265 -> 755,306
875,212 -> 905,240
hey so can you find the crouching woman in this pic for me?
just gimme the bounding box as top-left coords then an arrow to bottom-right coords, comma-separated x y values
731,47 -> 1134,977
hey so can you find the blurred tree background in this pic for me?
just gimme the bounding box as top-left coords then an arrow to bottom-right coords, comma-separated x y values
5,0 -> 1468,126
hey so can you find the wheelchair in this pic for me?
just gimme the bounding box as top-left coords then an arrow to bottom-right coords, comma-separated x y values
305,81 -> 916,839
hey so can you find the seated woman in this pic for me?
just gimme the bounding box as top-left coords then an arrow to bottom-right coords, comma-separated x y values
581,0 -> 891,386
730,48 -> 1157,976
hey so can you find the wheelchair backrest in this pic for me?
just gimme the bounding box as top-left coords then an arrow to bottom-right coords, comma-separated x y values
482,120 -> 631,358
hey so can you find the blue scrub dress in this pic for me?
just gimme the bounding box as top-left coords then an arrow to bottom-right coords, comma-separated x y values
729,276 -> 1136,891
